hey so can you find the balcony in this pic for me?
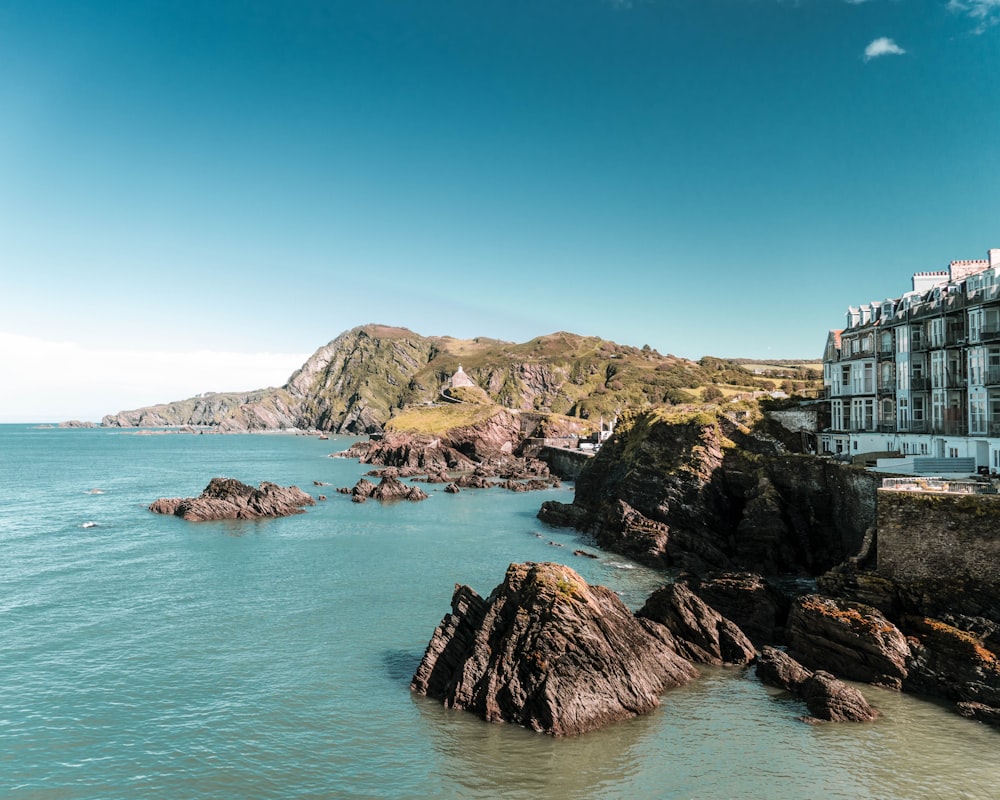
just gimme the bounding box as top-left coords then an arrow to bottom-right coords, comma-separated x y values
931,420 -> 968,436
910,376 -> 931,391
981,326 -> 1000,343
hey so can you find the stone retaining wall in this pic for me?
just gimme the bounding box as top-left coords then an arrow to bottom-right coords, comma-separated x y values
876,490 -> 1000,586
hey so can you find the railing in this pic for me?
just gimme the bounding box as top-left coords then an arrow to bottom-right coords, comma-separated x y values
930,420 -> 969,436
911,377 -> 931,390
881,477 -> 997,495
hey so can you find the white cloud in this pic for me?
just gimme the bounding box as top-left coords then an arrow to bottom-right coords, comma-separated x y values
863,37 -> 906,61
0,332 -> 308,423
948,0 -> 1000,31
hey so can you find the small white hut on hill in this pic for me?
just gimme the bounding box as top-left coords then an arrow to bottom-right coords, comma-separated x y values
449,365 -> 475,389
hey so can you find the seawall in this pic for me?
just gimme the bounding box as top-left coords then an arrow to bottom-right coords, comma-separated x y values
877,490 -> 1000,587
538,446 -> 592,481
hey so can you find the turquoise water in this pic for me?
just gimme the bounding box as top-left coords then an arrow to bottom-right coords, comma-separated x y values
1,425 -> 997,799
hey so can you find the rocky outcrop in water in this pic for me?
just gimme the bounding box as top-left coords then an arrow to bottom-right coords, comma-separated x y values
755,646 -> 880,723
538,406 -> 879,576
410,562 -> 698,736
636,582 -> 757,666
149,477 -> 315,520
680,572 -> 791,647
340,408 -> 523,470
786,595 -> 910,690
340,475 -> 428,502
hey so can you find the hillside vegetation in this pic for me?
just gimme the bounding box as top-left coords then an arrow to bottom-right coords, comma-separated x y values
101,324 -> 821,433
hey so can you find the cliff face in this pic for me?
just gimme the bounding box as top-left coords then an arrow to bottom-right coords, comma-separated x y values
539,405 -> 879,576
284,325 -> 438,433
101,325 -> 807,433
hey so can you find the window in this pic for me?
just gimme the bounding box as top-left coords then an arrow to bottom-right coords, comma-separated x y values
969,347 -> 985,386
931,351 -> 946,389
969,308 -> 983,343
970,390 -> 987,435
949,447 -> 959,458
841,365 -> 851,386
930,318 -> 946,348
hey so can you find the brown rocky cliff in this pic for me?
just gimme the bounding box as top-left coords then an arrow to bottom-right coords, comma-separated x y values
410,562 -> 698,736
539,405 -> 878,575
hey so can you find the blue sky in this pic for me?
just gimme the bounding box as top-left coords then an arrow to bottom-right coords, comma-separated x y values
2,0 -> 999,420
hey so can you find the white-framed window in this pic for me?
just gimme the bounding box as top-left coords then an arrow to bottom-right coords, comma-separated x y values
969,347 -> 985,386
930,318 -> 945,348
969,308 -> 983,343
969,389 -> 987,435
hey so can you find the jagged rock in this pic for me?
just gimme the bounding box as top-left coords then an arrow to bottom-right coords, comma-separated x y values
903,616 -> 1000,713
454,474 -> 493,489
755,646 -> 813,691
371,475 -> 427,502
347,478 -> 376,499
787,595 -> 910,690
756,646 -> 880,723
957,702 -> 1000,725
800,671 -> 881,723
573,549 -> 598,559
538,499 -> 590,529
444,483 -> 460,494
149,477 -> 315,521
540,406 -> 877,576
410,562 -> 698,736
636,582 -> 756,666
680,572 -> 791,647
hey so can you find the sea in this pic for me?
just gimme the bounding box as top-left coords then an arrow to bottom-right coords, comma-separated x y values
1,424 -> 997,800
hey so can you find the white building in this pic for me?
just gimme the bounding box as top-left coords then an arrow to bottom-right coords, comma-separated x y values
821,248 -> 1000,475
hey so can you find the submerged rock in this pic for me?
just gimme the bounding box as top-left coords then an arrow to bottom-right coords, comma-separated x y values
149,477 -> 315,521
756,646 -> 881,723
411,562 -> 698,736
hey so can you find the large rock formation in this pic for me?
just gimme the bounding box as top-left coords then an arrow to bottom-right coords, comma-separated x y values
149,477 -> 315,521
410,562 -> 699,736
538,405 -> 879,576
